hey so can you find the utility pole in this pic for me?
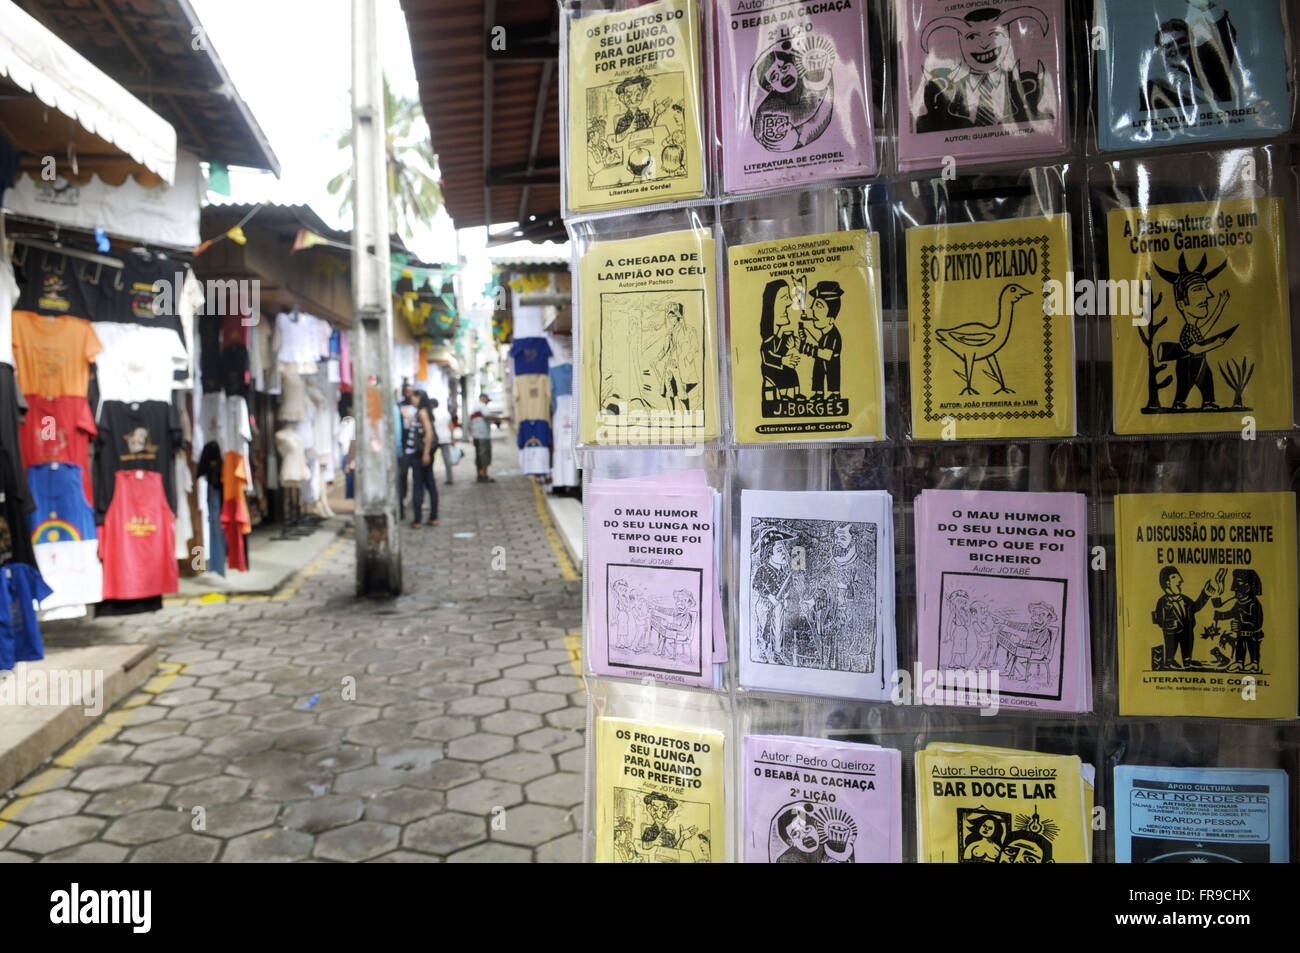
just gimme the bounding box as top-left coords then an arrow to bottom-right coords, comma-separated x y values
350,0 -> 401,595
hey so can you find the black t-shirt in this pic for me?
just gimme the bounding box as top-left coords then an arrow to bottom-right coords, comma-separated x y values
198,441 -> 223,489
222,344 -> 250,397
0,364 -> 32,515
14,247 -> 94,318
199,315 -> 223,393
94,399 -> 183,521
97,255 -> 186,338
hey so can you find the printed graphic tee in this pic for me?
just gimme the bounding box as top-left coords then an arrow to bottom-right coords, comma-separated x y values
13,248 -> 93,318
25,462 -> 101,611
91,323 -> 188,407
10,311 -> 102,398
512,374 -> 552,422
509,337 -> 552,375
100,470 -> 178,600
19,394 -> 96,502
94,400 -> 183,521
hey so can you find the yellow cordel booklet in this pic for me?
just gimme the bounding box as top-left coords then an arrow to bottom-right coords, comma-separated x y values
596,717 -> 725,863
916,743 -> 1092,864
579,228 -> 719,446
1116,492 -> 1298,719
728,230 -> 884,442
907,215 -> 1074,439
566,0 -> 705,212
1107,198 -> 1293,435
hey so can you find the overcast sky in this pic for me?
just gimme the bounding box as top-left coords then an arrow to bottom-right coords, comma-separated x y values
190,0 -> 459,262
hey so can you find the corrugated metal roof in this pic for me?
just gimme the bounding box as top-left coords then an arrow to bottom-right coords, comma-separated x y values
11,0 -> 280,175
400,0 -> 560,235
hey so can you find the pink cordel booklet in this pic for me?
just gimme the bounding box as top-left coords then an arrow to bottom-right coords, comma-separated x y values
896,0 -> 1068,171
914,488 -> 1092,713
587,470 -> 725,689
716,0 -> 877,193
743,735 -> 902,863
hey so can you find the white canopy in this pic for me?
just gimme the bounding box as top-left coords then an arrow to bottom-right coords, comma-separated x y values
0,1 -> 177,184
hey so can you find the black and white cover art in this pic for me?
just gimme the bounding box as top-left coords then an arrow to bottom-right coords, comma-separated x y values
585,72 -> 690,191
611,787 -> 713,863
748,517 -> 878,674
597,289 -> 706,424
957,805 -> 1060,863
768,801 -> 857,863
938,572 -> 1067,700
606,563 -> 704,677
1147,566 -> 1267,674
748,35 -> 835,153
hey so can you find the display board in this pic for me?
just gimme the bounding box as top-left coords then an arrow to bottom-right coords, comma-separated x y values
560,0 -> 1300,864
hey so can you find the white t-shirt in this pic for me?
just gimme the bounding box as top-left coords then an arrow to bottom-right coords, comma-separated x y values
0,250 -> 18,366
432,408 -> 453,444
275,311 -> 323,366
91,322 -> 187,408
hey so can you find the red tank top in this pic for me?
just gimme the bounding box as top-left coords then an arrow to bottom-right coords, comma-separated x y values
101,470 -> 178,599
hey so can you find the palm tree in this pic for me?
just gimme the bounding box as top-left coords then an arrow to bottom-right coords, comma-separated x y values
328,74 -> 443,238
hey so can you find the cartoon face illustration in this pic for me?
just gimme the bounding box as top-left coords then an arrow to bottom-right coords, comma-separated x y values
644,793 -> 679,824
617,77 -> 650,109
773,285 -> 794,329
779,806 -> 821,853
125,427 -> 150,454
769,538 -> 790,567
833,524 -> 852,550
762,49 -> 800,93
1162,567 -> 1184,595
960,20 -> 1012,72
999,832 -> 1052,863
661,143 -> 684,174
1179,276 -> 1213,319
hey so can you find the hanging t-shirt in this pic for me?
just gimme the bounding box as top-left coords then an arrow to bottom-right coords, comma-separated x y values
100,469 -> 177,600
198,314 -> 223,392
516,418 -> 553,449
221,451 -> 250,573
13,247 -> 93,318
94,400 -> 182,521
91,323 -> 187,407
1,363 -> 33,517
10,311 -> 102,398
548,362 -> 573,399
87,255 -> 186,338
512,374 -> 552,422
0,248 -> 18,366
278,367 -> 308,421
509,336 -> 552,375
519,439 -> 550,476
18,394 -> 96,503
276,311 -> 323,366
25,462 -> 101,612
0,562 -> 53,668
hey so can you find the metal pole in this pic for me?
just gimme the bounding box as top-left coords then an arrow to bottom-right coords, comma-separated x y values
350,0 -> 401,595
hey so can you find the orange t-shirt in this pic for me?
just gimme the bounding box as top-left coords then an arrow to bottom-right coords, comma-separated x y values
11,311 -> 102,398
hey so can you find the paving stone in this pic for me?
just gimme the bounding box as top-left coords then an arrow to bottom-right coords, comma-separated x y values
168,775 -> 251,808
203,801 -> 282,838
423,760 -> 482,791
129,834 -> 222,863
482,710 -> 544,735
519,728 -> 584,754
547,707 -> 589,731
12,789 -> 90,823
275,726 -> 341,753
490,804 -> 576,848
445,733 -> 514,763
525,773 -> 584,808
117,720 -> 187,745
184,714 -> 254,738
412,716 -> 475,741
483,753 -> 556,784
85,783 -> 169,817
40,842 -> 130,863
317,706 -> 381,728
102,809 -> 191,845
131,734 -> 206,765
314,821 -> 401,861
281,796 -> 365,833
402,812 -> 485,855
69,765 -> 152,792
367,850 -> 441,863
510,692 -> 568,714
216,682 -> 273,701
74,742 -> 139,768
306,746 -> 373,774
345,720 -> 417,747
445,779 -> 524,813
536,831 -> 585,863
9,816 -> 105,853
149,756 -> 225,785
202,732 -> 275,758
363,787 -> 444,825
152,686 -> 214,707
447,695 -> 506,716
0,852 -> 32,863
447,842 -> 532,863
221,828 -> 314,863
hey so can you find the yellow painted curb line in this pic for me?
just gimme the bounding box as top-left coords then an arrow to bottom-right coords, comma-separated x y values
564,632 -> 583,677
0,660 -> 185,834
162,537 -> 344,607
531,478 -> 580,582
273,537 -> 346,601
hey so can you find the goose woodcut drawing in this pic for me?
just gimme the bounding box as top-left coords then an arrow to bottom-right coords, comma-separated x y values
935,282 -> 1035,395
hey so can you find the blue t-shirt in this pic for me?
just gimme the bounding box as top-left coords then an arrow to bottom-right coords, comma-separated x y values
25,463 -> 98,543
1,563 -> 53,668
549,363 -> 573,400
510,337 -> 552,375
517,419 -> 553,449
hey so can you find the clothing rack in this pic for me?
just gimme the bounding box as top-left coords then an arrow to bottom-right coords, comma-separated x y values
11,235 -> 124,270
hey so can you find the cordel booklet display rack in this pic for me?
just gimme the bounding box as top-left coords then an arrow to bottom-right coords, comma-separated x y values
560,0 -> 1300,864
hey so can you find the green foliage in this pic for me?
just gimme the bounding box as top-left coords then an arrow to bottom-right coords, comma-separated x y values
328,75 -> 444,238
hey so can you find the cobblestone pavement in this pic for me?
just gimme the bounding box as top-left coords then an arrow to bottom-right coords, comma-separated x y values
0,432 -> 587,862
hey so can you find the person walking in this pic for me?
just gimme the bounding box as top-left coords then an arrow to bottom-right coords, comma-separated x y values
407,390 -> 438,527
396,382 -> 416,519
468,393 -> 506,483
429,397 -> 456,485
